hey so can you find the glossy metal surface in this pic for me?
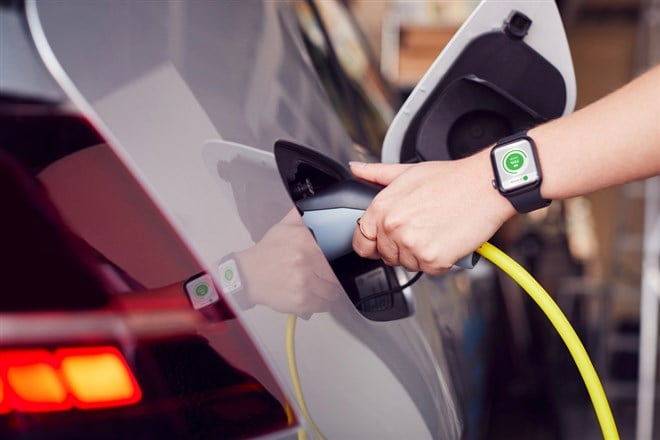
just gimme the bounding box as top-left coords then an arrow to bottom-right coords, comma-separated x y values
26,1 -> 480,437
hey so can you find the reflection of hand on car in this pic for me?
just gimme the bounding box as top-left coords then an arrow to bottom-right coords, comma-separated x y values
235,208 -> 341,316
37,142 -> 341,318
117,209 -> 340,318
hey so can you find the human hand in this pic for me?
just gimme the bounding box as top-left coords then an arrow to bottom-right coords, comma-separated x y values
235,209 -> 341,317
351,151 -> 515,275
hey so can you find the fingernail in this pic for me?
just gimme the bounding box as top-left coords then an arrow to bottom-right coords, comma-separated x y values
349,161 -> 366,169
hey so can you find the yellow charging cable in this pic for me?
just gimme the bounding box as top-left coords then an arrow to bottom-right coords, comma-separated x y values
285,242 -> 618,439
286,314 -> 326,440
477,242 -> 619,440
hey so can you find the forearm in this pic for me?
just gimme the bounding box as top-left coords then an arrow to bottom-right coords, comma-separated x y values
531,64 -> 660,200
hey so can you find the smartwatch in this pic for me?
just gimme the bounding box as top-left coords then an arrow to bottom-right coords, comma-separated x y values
490,132 -> 551,213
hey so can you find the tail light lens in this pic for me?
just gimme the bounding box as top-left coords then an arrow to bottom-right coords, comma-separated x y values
0,347 -> 141,413
56,347 -> 142,409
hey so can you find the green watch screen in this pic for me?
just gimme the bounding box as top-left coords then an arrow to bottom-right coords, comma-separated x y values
493,139 -> 539,192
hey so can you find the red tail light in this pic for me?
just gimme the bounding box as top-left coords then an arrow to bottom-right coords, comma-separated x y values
0,347 -> 141,413
56,346 -> 142,409
0,350 -> 73,413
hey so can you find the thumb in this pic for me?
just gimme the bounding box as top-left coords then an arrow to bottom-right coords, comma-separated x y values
349,162 -> 413,186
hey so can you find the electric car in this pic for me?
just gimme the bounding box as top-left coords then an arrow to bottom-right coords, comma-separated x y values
0,1 -> 575,438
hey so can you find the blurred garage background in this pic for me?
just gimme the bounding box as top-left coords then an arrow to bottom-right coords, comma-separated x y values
344,0 -> 660,438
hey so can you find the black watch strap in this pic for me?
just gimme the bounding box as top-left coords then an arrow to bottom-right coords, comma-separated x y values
494,132 -> 551,213
509,185 -> 550,213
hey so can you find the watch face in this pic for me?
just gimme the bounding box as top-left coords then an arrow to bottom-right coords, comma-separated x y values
492,138 -> 540,192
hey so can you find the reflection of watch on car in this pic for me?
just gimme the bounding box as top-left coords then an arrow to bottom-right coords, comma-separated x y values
490,132 -> 551,213
217,255 -> 252,310
184,255 -> 253,311
184,272 -> 220,310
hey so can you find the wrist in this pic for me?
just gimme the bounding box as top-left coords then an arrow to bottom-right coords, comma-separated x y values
527,124 -> 556,200
471,147 -> 517,222
528,121 -> 577,200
